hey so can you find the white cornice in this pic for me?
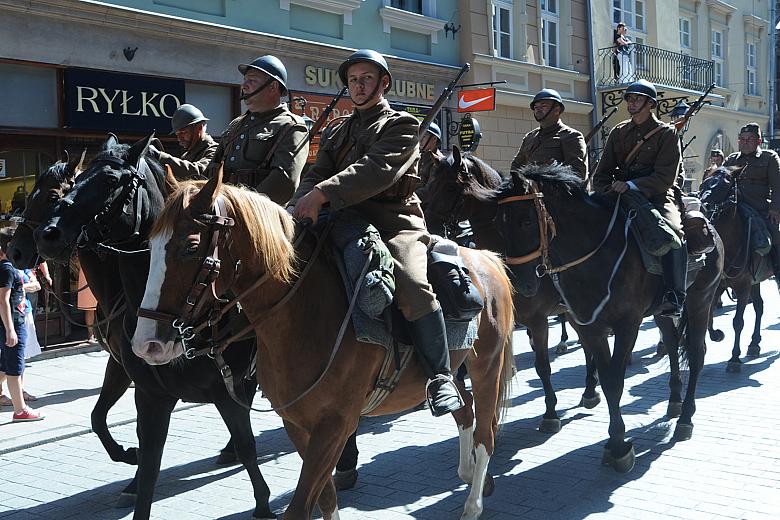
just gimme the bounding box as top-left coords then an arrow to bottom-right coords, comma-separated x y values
379,6 -> 445,44
743,14 -> 769,35
706,0 -> 737,21
279,0 -> 363,25
472,53 -> 590,84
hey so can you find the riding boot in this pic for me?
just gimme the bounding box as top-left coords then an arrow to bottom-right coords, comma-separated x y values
408,308 -> 465,417
658,243 -> 688,318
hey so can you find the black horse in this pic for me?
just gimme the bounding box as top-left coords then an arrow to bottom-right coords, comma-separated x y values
33,135 -> 274,520
423,147 -> 600,433
493,163 -> 724,472
700,165 -> 770,371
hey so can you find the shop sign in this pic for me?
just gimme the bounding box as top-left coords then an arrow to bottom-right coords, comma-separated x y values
304,65 -> 435,101
457,88 -> 496,113
64,69 -> 185,133
290,91 -> 355,163
0,159 -> 6,178
458,115 -> 482,152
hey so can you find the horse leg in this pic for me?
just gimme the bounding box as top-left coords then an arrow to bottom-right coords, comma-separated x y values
333,427 -> 359,491
92,356 -> 137,465
555,314 -> 569,354
656,316 -> 682,418
579,348 -> 601,409
674,295 -> 709,441
727,293 -> 748,372
708,286 -> 726,342
527,314 -> 560,432
214,398 -> 273,519
746,285 -> 763,358
132,393 -> 177,520
453,375 -> 476,485
216,378 -> 258,465
283,417 -> 352,520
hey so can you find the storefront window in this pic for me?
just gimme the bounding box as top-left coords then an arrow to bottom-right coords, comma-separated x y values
0,64 -> 58,128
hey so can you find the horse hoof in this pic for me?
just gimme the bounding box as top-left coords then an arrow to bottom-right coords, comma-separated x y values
334,469 -> 358,491
580,393 -> 601,409
482,472 -> 495,497
746,345 -> 760,358
115,492 -> 135,508
611,444 -> 636,474
655,342 -> 668,357
252,509 -> 278,520
601,447 -> 613,466
124,447 -> 138,466
555,342 -> 568,355
666,401 -> 682,418
726,361 -> 742,373
710,329 -> 725,342
215,450 -> 238,466
538,417 -> 562,433
674,422 -> 693,441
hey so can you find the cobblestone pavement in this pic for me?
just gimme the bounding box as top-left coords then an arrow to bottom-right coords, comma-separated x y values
1,282 -> 779,519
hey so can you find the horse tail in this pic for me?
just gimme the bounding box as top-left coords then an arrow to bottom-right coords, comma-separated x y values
676,308 -> 691,371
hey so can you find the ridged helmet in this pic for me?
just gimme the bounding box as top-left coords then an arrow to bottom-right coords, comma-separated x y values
624,79 -> 657,104
170,104 -> 209,133
238,55 -> 288,94
426,122 -> 442,141
338,49 -> 392,93
530,89 -> 565,112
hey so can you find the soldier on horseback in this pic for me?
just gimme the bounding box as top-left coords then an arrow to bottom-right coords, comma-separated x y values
290,49 -> 465,417
208,55 -> 309,205
149,104 -> 218,180
723,123 -> 780,290
592,79 -> 687,317
511,89 -> 589,179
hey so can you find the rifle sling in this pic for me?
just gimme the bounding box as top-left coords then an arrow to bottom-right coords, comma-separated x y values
623,125 -> 665,169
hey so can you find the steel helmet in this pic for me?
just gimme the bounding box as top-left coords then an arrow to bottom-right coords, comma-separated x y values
338,49 -> 392,93
238,55 -> 288,94
170,104 -> 209,133
426,122 -> 442,141
624,79 -> 657,104
530,89 -> 565,112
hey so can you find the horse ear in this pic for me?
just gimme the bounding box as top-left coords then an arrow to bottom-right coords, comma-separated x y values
102,133 -> 119,151
127,133 -> 154,169
190,162 -> 222,214
451,145 -> 462,170
64,149 -> 86,179
164,165 -> 179,195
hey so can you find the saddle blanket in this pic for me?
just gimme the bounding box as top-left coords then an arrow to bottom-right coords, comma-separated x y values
631,226 -> 706,276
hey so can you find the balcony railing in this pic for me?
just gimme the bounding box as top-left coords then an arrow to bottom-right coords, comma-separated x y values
597,43 -> 714,91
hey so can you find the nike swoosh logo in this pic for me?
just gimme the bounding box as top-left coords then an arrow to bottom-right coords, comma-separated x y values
458,95 -> 493,109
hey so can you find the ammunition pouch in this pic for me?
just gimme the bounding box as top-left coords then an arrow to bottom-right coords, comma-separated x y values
621,189 -> 682,256
373,172 -> 421,203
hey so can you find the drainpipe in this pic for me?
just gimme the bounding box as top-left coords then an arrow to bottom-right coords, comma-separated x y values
586,0 -> 599,143
769,1 -> 777,142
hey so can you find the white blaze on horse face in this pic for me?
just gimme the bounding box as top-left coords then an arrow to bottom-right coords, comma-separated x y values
132,228 -> 175,364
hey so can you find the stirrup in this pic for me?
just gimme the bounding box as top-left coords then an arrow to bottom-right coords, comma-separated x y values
425,374 -> 465,417
658,291 -> 685,318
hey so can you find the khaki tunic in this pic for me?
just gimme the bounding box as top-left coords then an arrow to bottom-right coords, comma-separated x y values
592,114 -> 682,232
290,99 -> 436,321
209,104 -> 309,206
510,121 -> 589,179
724,148 -> 780,242
157,134 -> 218,180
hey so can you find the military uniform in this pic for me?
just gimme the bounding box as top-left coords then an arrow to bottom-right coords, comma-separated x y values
592,113 -> 682,233
157,134 -> 218,180
511,121 -> 589,178
291,98 -> 435,322
210,104 -> 309,205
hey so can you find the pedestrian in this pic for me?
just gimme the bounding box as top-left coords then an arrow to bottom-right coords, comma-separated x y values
710,149 -> 725,168
207,55 -> 309,205
510,88 -> 589,179
592,79 -> 686,317
0,229 -> 44,421
723,123 -> 780,290
613,23 -> 634,82
77,266 -> 97,343
290,49 -> 464,417
148,104 -> 218,180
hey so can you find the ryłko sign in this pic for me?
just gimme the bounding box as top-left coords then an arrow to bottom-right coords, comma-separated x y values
64,69 -> 184,133
304,65 -> 435,101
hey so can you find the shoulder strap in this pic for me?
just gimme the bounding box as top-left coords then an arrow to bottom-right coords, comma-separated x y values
623,125 -> 665,167
259,122 -> 296,169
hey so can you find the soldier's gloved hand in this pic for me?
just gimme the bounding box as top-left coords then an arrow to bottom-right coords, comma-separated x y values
147,145 -> 161,160
293,188 -> 328,225
610,180 -> 629,194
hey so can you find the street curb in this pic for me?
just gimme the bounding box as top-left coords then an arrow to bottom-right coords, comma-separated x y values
28,341 -> 103,362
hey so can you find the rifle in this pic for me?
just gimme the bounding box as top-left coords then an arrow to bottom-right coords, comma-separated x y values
418,63 -> 471,141
584,107 -> 618,145
674,83 -> 716,133
306,86 -> 349,143
681,135 -> 696,154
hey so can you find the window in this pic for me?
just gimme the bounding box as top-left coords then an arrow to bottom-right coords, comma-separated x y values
613,0 -> 645,32
679,18 -> 691,49
711,30 -> 724,86
391,0 -> 422,14
541,1 -> 559,67
746,43 -> 757,95
492,1 -> 512,59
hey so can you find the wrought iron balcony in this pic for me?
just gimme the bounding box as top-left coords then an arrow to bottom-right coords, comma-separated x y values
596,43 -> 714,91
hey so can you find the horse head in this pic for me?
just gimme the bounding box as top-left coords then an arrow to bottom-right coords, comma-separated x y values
7,150 -> 85,269
699,165 -> 743,215
132,166 -> 296,365
35,133 -> 166,263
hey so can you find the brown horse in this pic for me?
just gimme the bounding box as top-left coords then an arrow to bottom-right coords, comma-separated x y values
494,163 -> 724,472
424,147 -> 600,433
131,169 -> 516,519
700,165 -> 770,371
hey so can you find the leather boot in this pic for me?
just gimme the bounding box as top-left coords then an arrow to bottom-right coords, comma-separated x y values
658,243 -> 688,318
408,308 -> 465,417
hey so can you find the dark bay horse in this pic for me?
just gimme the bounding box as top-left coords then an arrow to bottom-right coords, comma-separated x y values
700,165 -> 770,371
424,147 -> 600,433
132,168 -> 516,520
493,164 -> 724,472
33,135 -> 273,520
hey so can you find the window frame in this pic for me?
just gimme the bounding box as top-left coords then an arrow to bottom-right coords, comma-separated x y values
679,17 -> 691,49
613,0 -> 645,33
746,42 -> 757,95
711,29 -> 724,86
492,0 -> 513,60
540,1 -> 559,68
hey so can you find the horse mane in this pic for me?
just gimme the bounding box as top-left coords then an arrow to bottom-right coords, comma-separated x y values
151,182 -> 297,284
460,152 -> 506,202
496,162 -> 586,201
93,140 -> 166,194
